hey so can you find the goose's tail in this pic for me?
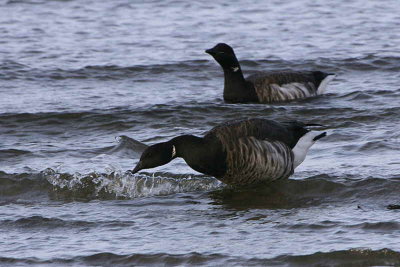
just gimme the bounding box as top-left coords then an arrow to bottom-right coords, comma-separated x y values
315,72 -> 336,94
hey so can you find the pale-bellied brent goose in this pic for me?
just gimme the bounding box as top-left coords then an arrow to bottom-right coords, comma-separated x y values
206,43 -> 335,103
131,118 -> 326,186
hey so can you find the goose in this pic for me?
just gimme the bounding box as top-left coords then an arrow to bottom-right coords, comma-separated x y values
205,43 -> 335,103
131,119 -> 326,186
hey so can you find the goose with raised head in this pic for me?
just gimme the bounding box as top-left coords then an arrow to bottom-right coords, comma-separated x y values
131,119 -> 326,186
205,43 -> 335,103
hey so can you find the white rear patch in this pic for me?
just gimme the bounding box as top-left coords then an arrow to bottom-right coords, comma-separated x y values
232,67 -> 239,72
317,74 -> 335,94
292,131 -> 324,169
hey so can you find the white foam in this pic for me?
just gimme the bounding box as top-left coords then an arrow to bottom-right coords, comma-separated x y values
43,168 -> 221,199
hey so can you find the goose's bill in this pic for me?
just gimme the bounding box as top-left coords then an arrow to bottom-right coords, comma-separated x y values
130,162 -> 142,174
205,48 -> 216,55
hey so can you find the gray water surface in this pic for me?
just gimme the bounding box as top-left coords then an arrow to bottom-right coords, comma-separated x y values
1,0 -> 400,266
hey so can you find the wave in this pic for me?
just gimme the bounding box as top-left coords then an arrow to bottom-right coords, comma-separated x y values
0,148 -> 32,157
241,53 -> 400,72
276,220 -> 400,232
338,89 -> 400,101
0,59 -> 209,81
108,135 -> 148,158
2,216 -> 95,229
209,174 -> 400,209
6,0 -> 72,5
0,252 -> 228,266
347,221 -> 400,231
0,171 -> 50,200
1,215 -> 135,229
1,102 -> 398,134
2,170 -> 400,206
43,168 -> 221,200
1,54 -> 400,81
1,248 -> 399,266
271,248 -> 400,266
0,170 -> 221,201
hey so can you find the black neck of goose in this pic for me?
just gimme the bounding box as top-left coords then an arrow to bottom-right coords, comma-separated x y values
168,135 -> 226,177
221,56 -> 245,82
169,135 -> 204,158
218,56 -> 256,103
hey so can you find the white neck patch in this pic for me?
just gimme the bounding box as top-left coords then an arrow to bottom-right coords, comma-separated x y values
231,66 -> 239,72
171,145 -> 176,158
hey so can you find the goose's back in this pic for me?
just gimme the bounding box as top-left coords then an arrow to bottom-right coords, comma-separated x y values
206,118 -> 297,148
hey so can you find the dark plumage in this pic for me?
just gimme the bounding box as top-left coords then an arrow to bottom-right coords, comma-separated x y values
131,119 -> 327,186
205,43 -> 335,103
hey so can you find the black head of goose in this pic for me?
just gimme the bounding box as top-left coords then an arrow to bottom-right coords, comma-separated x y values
131,118 -> 327,186
206,43 -> 335,103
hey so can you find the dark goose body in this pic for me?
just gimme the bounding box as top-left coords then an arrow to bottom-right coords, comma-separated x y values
206,43 -> 335,103
131,119 -> 327,186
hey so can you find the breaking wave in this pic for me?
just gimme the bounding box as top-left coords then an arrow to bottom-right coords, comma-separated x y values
43,168 -> 221,199
1,248 -> 399,266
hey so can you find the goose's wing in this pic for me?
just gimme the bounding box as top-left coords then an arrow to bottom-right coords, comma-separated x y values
221,136 -> 294,185
246,71 -> 332,102
206,118 -> 308,148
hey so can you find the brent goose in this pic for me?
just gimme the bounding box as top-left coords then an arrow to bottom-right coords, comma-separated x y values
131,119 -> 326,186
205,43 -> 335,103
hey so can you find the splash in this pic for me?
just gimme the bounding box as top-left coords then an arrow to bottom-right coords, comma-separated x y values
42,168 -> 222,199
107,135 -> 148,158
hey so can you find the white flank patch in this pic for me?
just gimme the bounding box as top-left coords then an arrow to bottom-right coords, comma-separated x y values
317,74 -> 335,94
292,131 -> 323,169
282,82 -> 312,96
270,82 -> 312,100
232,66 -> 239,72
